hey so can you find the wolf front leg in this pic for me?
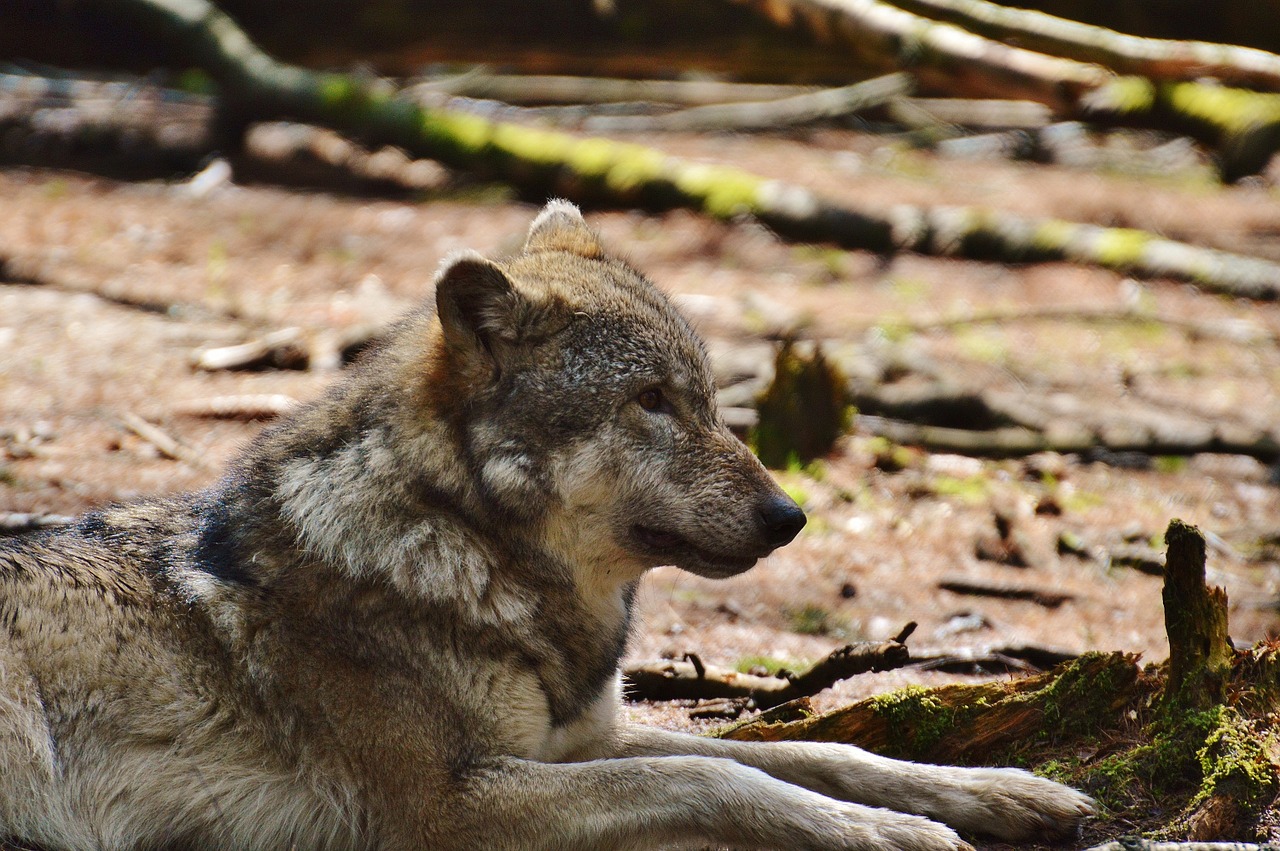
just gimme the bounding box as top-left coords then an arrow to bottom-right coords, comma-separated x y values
411,754 -> 971,851
613,726 -> 1093,842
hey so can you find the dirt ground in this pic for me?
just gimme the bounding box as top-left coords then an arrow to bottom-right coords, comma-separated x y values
3,126 -> 1280,752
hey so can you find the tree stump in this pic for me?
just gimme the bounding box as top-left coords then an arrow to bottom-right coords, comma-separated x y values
1161,519 -> 1231,716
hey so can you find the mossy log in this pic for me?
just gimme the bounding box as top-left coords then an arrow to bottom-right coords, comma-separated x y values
92,0 -> 1280,298
1085,78 -> 1280,183
720,651 -> 1143,764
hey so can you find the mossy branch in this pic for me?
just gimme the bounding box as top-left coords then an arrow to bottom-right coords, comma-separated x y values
737,0 -> 1280,181
96,0 -> 1280,296
879,0 -> 1280,92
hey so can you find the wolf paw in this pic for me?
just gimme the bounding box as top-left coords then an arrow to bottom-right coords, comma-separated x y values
861,809 -> 974,851
942,766 -> 1094,841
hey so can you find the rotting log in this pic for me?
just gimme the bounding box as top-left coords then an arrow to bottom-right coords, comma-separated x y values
85,0 -> 1280,297
719,651 -> 1143,764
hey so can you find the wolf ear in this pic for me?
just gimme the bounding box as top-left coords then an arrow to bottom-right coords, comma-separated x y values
524,199 -> 605,258
434,252 -> 527,357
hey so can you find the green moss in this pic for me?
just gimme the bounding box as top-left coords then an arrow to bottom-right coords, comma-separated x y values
1191,707 -> 1277,809
603,148 -> 669,193
1164,82 -> 1280,135
1030,218 -> 1076,253
929,474 -> 989,504
1094,76 -> 1158,115
1094,228 -> 1152,268
672,163 -> 764,219
868,686 -> 958,754
867,436 -> 920,472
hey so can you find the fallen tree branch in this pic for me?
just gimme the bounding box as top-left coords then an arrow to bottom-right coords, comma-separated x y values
0,512 -> 74,535
858,416 -> 1280,463
1086,842 -> 1278,851
92,0 -> 1280,296
937,579 -> 1074,609
581,73 -> 911,133
736,0 -> 1280,180
412,73 -> 821,107
120,412 -> 210,470
169,394 -> 298,420
866,306 -> 1277,346
881,0 -> 1280,92
623,638 -> 912,709
735,0 -> 1107,111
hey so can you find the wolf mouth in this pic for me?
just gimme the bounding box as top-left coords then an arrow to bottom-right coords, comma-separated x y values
631,524 -> 759,572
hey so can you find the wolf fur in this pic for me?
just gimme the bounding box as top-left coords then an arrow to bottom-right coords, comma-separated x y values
0,201 -> 1092,850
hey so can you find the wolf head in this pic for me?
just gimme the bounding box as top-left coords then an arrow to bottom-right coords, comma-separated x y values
426,201 -> 805,580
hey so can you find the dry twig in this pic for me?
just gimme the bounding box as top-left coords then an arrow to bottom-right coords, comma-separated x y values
120,412 -> 210,470
623,637 -> 912,708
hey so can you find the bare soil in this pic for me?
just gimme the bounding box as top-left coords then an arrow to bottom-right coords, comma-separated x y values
3,128 -> 1280,832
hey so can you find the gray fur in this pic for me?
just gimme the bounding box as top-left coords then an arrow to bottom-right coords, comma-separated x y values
0,202 -> 1091,850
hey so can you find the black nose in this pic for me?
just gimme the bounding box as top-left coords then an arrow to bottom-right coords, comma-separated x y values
758,495 -> 807,549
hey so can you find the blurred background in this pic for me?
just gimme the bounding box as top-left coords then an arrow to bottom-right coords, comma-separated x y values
3,0 -> 1280,823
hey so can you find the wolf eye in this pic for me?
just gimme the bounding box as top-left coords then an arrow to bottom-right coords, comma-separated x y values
637,387 -> 666,412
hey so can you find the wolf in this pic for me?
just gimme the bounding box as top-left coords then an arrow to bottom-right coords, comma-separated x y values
0,200 -> 1091,850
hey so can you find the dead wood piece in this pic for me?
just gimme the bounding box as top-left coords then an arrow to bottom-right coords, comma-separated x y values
581,73 -> 911,133
0,512 -> 75,535
744,0 -> 1280,180
0,252 -> 213,317
879,0 -> 1280,92
753,340 -> 852,469
1109,544 -> 1165,576
898,97 -> 1053,130
688,698 -> 753,720
1162,519 -> 1231,713
623,639 -> 911,709
937,579 -> 1073,609
720,651 -> 1143,764
909,651 -> 1036,674
94,0 -> 1280,294
739,0 -> 1107,111
192,328 -> 308,371
412,73 -> 821,107
170,394 -> 298,420
857,416 -> 1280,463
869,305 -> 1278,346
120,412 -> 209,470
1086,842 -> 1279,851
0,70 -> 215,176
